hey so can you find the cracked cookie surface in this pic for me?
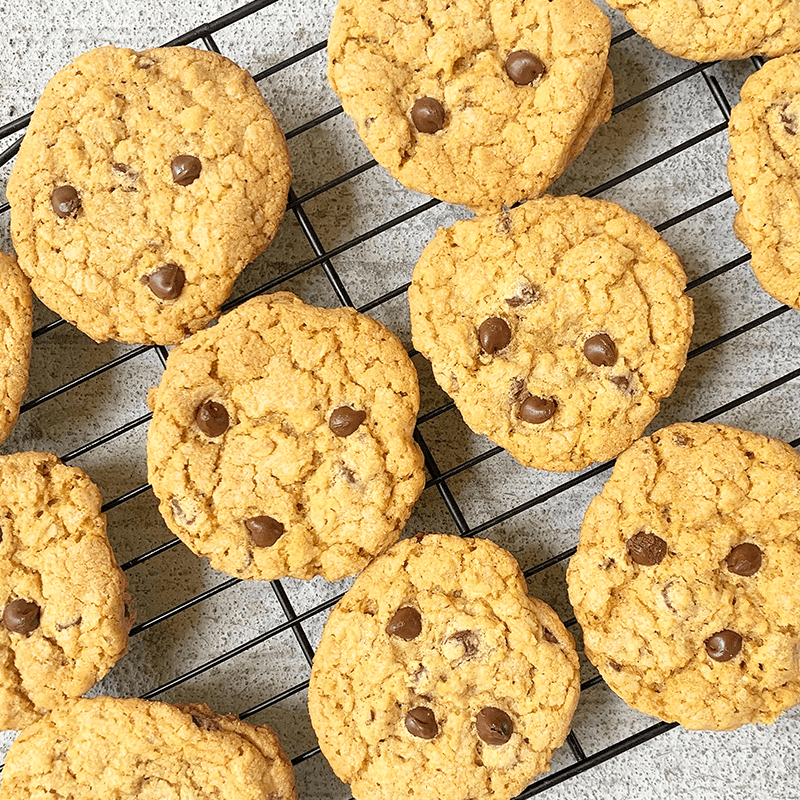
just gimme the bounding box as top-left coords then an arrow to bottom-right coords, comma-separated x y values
328,0 -> 611,211
567,423 -> 800,730
7,45 -> 291,344
147,292 -> 424,582
606,0 -> 800,61
728,54 -> 800,311
409,195 -> 693,472
0,697 -> 297,800
0,452 -> 131,731
0,253 -> 32,446
308,533 -> 580,800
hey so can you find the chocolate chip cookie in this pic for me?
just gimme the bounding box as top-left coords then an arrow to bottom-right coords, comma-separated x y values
605,0 -> 800,61
728,54 -> 800,310
308,533 -> 580,800
7,46 -> 291,344
408,195 -> 694,472
0,452 -> 132,731
0,697 -> 297,799
328,0 -> 611,211
0,252 -> 32,446
567,423 -> 800,730
147,292 -> 424,582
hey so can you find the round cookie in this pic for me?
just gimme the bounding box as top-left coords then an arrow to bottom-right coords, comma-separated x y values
0,697 -> 297,799
728,54 -> 800,310
605,0 -> 800,61
7,46 -> 291,344
147,292 -> 425,582
0,252 -> 32,446
567,422 -> 800,731
0,452 -> 131,731
328,0 -> 611,211
409,195 -> 694,472
308,533 -> 580,800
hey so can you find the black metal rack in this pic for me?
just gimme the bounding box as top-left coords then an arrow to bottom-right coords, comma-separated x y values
0,1 -> 798,797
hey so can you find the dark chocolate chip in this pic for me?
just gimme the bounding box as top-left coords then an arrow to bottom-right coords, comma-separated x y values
478,317 -> 511,354
3,598 -> 40,634
245,516 -> 284,547
143,263 -> 185,300
405,706 -> 438,739
329,406 -> 366,437
386,606 -> 422,640
627,531 -> 667,566
519,396 -> 556,424
51,185 -> 80,218
411,97 -> 445,133
584,333 -> 617,366
476,707 -> 513,745
505,51 -> 546,85
543,628 -> 559,644
195,400 -> 229,437
171,155 -> 202,186
705,630 -> 743,662
726,543 -> 762,577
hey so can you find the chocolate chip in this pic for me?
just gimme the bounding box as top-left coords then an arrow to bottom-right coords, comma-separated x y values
143,263 -> 185,300
386,607 -> 422,640
446,629 -> 479,658
673,433 -> 689,446
781,107 -> 798,136
195,400 -> 229,437
726,543 -> 762,576
56,616 -> 82,631
170,498 -> 196,525
705,630 -> 743,662
543,628 -> 559,644
519,396 -> 556,424
608,659 -> 623,672
405,707 -> 438,739
245,516 -> 284,547
191,713 -> 219,731
505,51 -> 545,86
509,377 -> 527,402
171,155 -> 202,186
112,162 -> 139,180
51,185 -> 80,218
476,707 -> 513,745
411,97 -> 445,133
627,531 -> 667,566
329,406 -> 366,437
478,317 -> 511,354
610,375 -> 630,391
584,333 -> 617,366
505,283 -> 538,307
3,599 -> 40,634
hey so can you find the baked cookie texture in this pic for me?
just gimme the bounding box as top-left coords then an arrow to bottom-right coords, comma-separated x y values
567,423 -> 800,731
605,0 -> 800,61
0,697 -> 297,799
7,45 -> 291,345
328,0 -> 611,211
147,292 -> 425,582
0,452 -> 131,731
309,534 -> 580,800
409,195 -> 694,472
0,252 -> 32,446
728,54 -> 800,311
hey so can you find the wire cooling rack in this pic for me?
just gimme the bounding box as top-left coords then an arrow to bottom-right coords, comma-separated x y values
1,1 -> 799,797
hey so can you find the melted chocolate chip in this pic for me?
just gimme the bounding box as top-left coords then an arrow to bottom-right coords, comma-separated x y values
143,263 -> 185,300
3,598 -> 40,634
171,155 -> 202,186
405,706 -> 438,739
584,333 -> 617,367
478,317 -> 511,354
673,433 -> 689,446
726,543 -> 762,577
505,283 -> 538,307
386,607 -> 422,640
191,713 -> 219,731
56,616 -> 82,631
543,628 -> 559,644
781,106 -> 799,136
51,185 -> 81,218
329,406 -> 366,437
112,163 -> 139,180
195,400 -> 229,437
610,375 -> 630,391
519,396 -> 556,424
411,97 -> 445,133
245,516 -> 284,547
705,630 -> 743,662
627,532 -> 667,566
447,629 -> 479,658
476,707 -> 513,745
505,51 -> 545,86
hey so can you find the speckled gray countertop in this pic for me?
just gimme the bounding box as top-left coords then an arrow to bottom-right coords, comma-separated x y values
0,1 -> 798,798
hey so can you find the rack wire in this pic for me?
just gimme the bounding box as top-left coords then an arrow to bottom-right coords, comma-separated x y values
1,1 -> 798,797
